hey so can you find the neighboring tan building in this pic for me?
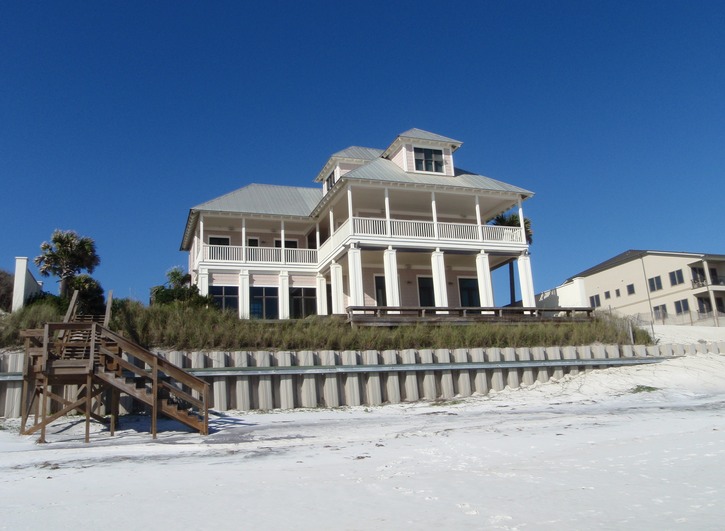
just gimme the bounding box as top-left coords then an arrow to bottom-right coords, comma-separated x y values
537,250 -> 725,326
180,128 -> 536,319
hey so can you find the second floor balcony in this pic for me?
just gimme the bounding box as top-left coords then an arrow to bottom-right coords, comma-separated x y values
197,216 -> 526,268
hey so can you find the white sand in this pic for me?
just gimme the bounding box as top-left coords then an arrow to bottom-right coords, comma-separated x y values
2,350 -> 724,530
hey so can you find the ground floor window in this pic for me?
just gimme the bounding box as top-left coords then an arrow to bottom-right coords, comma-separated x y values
210,285 -> 238,312
653,304 -> 667,320
251,287 -> 278,319
374,276 -> 387,306
458,278 -> 480,307
418,277 -> 435,307
290,287 -> 316,318
674,299 -> 689,315
698,297 -> 712,314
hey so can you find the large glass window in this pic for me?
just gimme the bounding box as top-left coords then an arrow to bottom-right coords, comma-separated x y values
290,287 -> 316,319
250,287 -> 278,319
210,285 -> 238,312
374,276 -> 387,306
209,236 -> 230,246
418,277 -> 435,306
414,148 -> 444,173
458,278 -> 480,307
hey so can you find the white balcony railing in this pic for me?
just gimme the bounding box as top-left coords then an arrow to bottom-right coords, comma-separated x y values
203,245 -> 318,265
353,217 -> 523,243
200,217 -> 524,267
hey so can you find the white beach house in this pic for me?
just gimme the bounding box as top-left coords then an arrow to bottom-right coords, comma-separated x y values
180,129 -> 536,319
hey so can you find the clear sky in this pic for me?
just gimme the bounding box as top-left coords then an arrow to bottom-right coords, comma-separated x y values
2,1 -> 724,303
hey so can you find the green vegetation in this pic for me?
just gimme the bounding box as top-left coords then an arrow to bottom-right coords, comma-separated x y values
0,269 -> 13,312
0,298 -> 651,351
34,229 -> 101,298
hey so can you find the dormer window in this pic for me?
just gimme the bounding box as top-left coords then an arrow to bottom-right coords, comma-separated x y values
414,148 -> 444,173
325,171 -> 336,191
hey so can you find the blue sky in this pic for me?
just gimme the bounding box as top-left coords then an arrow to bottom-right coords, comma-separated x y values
2,1 -> 724,303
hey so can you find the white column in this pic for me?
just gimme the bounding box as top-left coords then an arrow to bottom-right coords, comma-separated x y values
347,246 -> 364,307
316,273 -> 328,316
330,262 -> 344,314
383,247 -> 401,307
280,220 -> 286,264
518,197 -> 526,244
347,186 -> 354,220
329,208 -> 335,235
279,271 -> 290,319
384,188 -> 391,236
475,196 -> 483,241
239,270 -> 250,319
199,268 -> 209,296
11,257 -> 28,311
315,222 -> 320,249
241,218 -> 247,263
475,251 -> 494,307
431,249 -> 448,307
517,254 -> 536,307
199,215 -> 205,260
431,192 -> 439,239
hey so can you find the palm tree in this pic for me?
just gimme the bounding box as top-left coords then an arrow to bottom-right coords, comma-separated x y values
491,213 -> 533,305
34,229 -> 101,298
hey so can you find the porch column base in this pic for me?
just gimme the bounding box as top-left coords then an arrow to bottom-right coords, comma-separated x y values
316,273 -> 328,316
239,270 -> 250,319
383,247 -> 401,307
330,262 -> 344,314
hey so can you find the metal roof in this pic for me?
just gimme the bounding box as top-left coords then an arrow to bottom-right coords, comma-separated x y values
397,128 -> 462,146
331,146 -> 383,160
340,158 -> 533,196
191,183 -> 321,216
564,249 -> 710,282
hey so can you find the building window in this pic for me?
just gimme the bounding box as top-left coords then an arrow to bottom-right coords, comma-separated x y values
648,276 -> 662,292
209,236 -> 230,246
669,269 -> 684,286
374,276 -> 387,306
627,284 -> 635,295
653,304 -> 667,320
325,171 -> 335,191
589,294 -> 601,308
604,291 -> 611,300
674,299 -> 689,315
289,287 -> 316,319
210,285 -> 238,312
274,239 -> 298,249
414,148 -> 444,173
418,277 -> 435,306
615,289 -> 621,297
247,238 -> 259,247
250,287 -> 278,319
458,278 -> 480,307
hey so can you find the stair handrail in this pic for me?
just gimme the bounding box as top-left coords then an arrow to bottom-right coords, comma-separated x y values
93,324 -> 209,430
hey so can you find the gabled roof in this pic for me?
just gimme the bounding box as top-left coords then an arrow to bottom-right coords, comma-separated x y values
338,158 -> 533,196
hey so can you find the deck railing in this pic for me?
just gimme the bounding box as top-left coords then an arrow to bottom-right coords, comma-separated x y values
200,217 -> 524,266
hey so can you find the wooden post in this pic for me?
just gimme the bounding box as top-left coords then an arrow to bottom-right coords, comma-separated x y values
85,373 -> 92,443
151,357 -> 158,439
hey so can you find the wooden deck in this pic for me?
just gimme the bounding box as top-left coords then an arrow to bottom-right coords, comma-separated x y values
20,291 -> 210,442
346,305 -> 595,327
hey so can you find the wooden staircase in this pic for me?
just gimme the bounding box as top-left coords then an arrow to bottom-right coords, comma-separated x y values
20,291 -> 210,442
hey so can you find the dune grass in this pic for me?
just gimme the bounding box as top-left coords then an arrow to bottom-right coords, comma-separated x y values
0,299 -> 650,351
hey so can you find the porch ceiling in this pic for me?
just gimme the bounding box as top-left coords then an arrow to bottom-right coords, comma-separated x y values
351,186 -> 520,222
